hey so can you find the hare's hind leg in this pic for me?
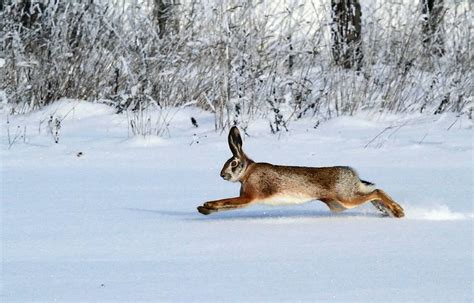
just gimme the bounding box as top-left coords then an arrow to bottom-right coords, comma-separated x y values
370,189 -> 404,218
197,196 -> 253,215
338,189 -> 404,218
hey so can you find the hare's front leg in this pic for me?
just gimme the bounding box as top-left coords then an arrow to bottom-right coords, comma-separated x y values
197,196 -> 253,215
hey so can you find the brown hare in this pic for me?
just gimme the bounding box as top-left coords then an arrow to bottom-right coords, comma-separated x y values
197,127 -> 404,218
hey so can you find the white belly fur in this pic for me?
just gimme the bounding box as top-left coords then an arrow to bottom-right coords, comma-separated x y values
258,193 -> 314,206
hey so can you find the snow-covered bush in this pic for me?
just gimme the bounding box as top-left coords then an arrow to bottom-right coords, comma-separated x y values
1,0 -> 472,134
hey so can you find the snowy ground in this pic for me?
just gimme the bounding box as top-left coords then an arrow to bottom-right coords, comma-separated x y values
1,100 -> 473,302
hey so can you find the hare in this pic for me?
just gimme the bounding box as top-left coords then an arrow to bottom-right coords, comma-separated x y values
197,127 -> 404,218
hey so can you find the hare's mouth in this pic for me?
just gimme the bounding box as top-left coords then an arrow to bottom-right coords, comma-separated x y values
221,174 -> 231,181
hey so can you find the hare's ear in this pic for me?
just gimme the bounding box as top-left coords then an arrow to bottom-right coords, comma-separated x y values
228,126 -> 243,157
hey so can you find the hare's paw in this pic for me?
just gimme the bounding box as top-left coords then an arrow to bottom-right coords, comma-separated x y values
372,200 -> 404,218
389,203 -> 405,218
197,206 -> 216,215
198,201 -> 227,215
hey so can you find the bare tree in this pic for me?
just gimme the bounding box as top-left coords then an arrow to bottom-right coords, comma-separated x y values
331,0 -> 363,70
421,0 -> 445,56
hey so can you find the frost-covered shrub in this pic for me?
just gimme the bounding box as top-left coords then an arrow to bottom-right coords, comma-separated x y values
0,0 -> 472,133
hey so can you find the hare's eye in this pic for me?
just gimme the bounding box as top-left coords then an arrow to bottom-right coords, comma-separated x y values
231,160 -> 238,167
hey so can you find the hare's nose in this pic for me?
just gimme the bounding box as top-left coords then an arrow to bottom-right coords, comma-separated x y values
220,171 -> 226,178
221,172 -> 231,180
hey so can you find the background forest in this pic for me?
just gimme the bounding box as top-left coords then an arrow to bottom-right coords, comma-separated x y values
1,0 -> 472,134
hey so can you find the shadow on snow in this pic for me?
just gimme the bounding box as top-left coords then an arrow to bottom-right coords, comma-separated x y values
123,207 -> 384,221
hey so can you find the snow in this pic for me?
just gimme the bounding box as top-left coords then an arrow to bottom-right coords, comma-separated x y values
1,101 -> 473,302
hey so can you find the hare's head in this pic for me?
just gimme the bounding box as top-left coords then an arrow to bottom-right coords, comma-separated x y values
220,126 -> 252,182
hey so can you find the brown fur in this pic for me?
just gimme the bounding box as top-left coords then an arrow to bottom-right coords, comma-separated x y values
197,127 -> 405,218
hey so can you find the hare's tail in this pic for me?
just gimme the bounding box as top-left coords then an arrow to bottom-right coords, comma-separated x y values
360,179 -> 375,186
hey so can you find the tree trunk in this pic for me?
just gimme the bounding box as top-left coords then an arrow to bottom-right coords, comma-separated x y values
153,0 -> 179,39
331,0 -> 363,70
422,0 -> 445,57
